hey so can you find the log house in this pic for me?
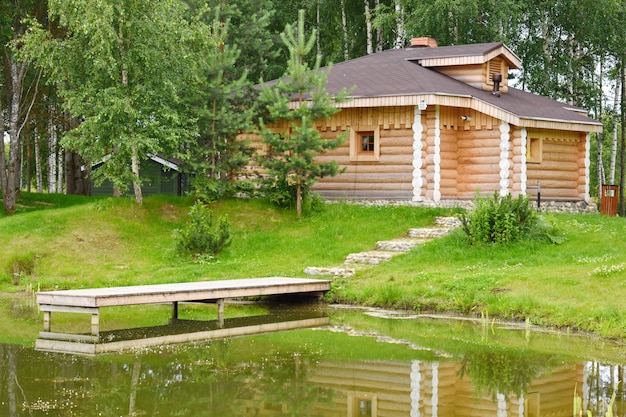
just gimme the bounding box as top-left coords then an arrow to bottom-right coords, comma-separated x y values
243,38 -> 602,205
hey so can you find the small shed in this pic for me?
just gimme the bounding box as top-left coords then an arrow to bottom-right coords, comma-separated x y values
90,154 -> 188,197
242,38 -> 602,208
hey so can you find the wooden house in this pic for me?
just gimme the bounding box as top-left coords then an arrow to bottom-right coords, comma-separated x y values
245,38 -> 602,207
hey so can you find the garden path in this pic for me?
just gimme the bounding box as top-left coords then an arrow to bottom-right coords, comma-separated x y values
304,217 -> 462,278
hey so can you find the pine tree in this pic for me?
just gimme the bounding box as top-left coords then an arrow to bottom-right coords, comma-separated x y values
258,9 -> 351,216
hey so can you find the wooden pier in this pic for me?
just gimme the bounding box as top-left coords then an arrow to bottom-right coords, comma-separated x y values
36,277 -> 331,343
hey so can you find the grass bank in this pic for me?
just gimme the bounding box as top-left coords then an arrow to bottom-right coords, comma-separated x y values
1,193 -> 624,341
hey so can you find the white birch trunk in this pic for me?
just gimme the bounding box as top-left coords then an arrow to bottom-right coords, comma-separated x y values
375,0 -> 383,52
365,0 -> 373,54
610,77 -> 620,184
394,0 -> 405,49
341,0 -> 349,60
47,115 -> 58,193
34,131 -> 43,193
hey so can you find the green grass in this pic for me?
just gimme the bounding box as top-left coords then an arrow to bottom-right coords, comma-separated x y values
1,192 -> 625,341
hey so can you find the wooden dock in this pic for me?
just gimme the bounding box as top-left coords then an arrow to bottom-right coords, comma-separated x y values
36,277 -> 331,343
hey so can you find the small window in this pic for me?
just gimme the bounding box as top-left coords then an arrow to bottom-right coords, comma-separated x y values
347,392 -> 377,417
360,133 -> 375,153
350,126 -> 380,162
527,137 -> 542,163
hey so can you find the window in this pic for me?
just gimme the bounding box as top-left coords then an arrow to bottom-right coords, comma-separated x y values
360,133 -> 375,153
527,137 -> 542,163
347,392 -> 377,417
350,126 -> 380,162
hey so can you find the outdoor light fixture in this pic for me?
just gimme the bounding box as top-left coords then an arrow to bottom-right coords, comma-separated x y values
418,100 -> 427,111
460,115 -> 472,121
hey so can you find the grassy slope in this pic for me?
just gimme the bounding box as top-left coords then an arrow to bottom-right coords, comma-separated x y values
1,193 -> 625,341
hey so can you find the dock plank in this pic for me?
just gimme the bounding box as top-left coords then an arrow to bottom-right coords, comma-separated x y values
37,277 -> 331,308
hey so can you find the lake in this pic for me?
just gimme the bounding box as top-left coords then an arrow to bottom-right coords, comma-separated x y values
1,302 -> 624,417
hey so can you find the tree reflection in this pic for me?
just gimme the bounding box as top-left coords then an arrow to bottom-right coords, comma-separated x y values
458,347 -> 555,398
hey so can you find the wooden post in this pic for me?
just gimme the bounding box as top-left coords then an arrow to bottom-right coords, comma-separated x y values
43,311 -> 51,332
91,312 -> 100,337
217,299 -> 225,328
172,301 -> 179,320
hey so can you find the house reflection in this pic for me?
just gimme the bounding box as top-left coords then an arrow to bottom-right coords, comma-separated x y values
244,359 -> 623,417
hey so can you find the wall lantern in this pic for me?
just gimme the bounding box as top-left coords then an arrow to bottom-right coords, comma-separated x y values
460,115 -> 472,121
418,100 -> 427,111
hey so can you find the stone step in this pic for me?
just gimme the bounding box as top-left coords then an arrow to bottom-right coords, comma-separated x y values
304,266 -> 355,277
375,238 -> 423,252
345,251 -> 398,265
407,227 -> 452,239
435,216 -> 463,228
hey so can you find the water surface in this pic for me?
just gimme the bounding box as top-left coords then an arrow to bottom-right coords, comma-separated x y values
1,303 -> 624,417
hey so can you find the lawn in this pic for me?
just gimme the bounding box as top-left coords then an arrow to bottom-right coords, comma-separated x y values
1,192 -> 624,341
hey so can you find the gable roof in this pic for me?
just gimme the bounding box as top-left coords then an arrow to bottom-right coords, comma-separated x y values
405,42 -> 521,69
316,43 -> 601,133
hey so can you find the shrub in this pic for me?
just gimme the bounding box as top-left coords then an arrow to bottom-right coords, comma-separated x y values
460,192 -> 538,244
6,252 -> 37,285
175,202 -> 232,257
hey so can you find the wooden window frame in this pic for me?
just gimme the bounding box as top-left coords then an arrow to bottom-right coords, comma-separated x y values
527,137 -> 542,163
350,126 -> 380,162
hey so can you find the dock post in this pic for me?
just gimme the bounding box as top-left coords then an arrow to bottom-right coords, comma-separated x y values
91,312 -> 100,337
172,301 -> 179,320
43,311 -> 51,332
217,299 -> 224,328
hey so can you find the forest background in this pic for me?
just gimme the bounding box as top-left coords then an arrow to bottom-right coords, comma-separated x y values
1,0 -> 626,215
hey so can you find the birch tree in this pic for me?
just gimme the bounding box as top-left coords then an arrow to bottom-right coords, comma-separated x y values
21,0 -> 215,203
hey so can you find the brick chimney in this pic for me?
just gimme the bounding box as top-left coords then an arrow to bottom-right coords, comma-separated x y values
411,37 -> 438,48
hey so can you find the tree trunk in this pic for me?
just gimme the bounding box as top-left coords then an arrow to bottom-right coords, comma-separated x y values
48,108 -> 58,193
619,58 -> 625,216
364,0 -> 373,55
2,60 -> 27,214
26,129 -> 32,192
131,143 -> 143,204
394,0 -> 405,49
375,0 -> 383,52
341,0 -> 349,60
610,76 -> 620,184
35,131 -> 43,193
597,132 -> 605,197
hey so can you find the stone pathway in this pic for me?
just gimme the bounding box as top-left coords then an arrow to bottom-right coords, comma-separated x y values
304,216 -> 462,278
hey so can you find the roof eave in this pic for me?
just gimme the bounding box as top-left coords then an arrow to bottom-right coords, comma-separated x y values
292,93 -> 602,133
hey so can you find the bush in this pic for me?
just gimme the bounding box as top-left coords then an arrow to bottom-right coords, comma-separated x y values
460,192 -> 537,244
6,252 -> 37,285
175,202 -> 232,257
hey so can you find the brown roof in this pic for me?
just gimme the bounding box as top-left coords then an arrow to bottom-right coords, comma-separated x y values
319,44 -> 601,132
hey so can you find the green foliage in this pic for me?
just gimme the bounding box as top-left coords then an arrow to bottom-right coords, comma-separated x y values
6,252 -> 37,285
175,202 -> 233,257
20,0 -> 216,203
257,9 -> 352,216
460,192 -> 538,244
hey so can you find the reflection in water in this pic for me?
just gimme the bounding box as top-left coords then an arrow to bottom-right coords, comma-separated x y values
1,335 -> 624,416
1,299 -> 625,417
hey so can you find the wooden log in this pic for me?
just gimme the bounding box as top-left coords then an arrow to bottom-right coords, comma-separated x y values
526,170 -> 579,181
456,173 -> 500,183
340,165 -> 413,174
457,146 -> 502,157
383,145 -> 416,156
315,182 -> 412,190
457,154 -> 502,167
321,173 -> 410,183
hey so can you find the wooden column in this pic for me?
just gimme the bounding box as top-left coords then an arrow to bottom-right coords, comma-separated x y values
217,299 -> 225,328
172,301 -> 179,320
91,312 -> 100,337
43,311 -> 51,332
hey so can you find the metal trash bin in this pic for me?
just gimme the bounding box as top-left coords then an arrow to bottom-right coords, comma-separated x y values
600,184 -> 618,216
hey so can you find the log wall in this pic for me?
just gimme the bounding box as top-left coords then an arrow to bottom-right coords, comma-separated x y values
241,106 -> 588,203
526,129 -> 586,201
312,106 -> 415,200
